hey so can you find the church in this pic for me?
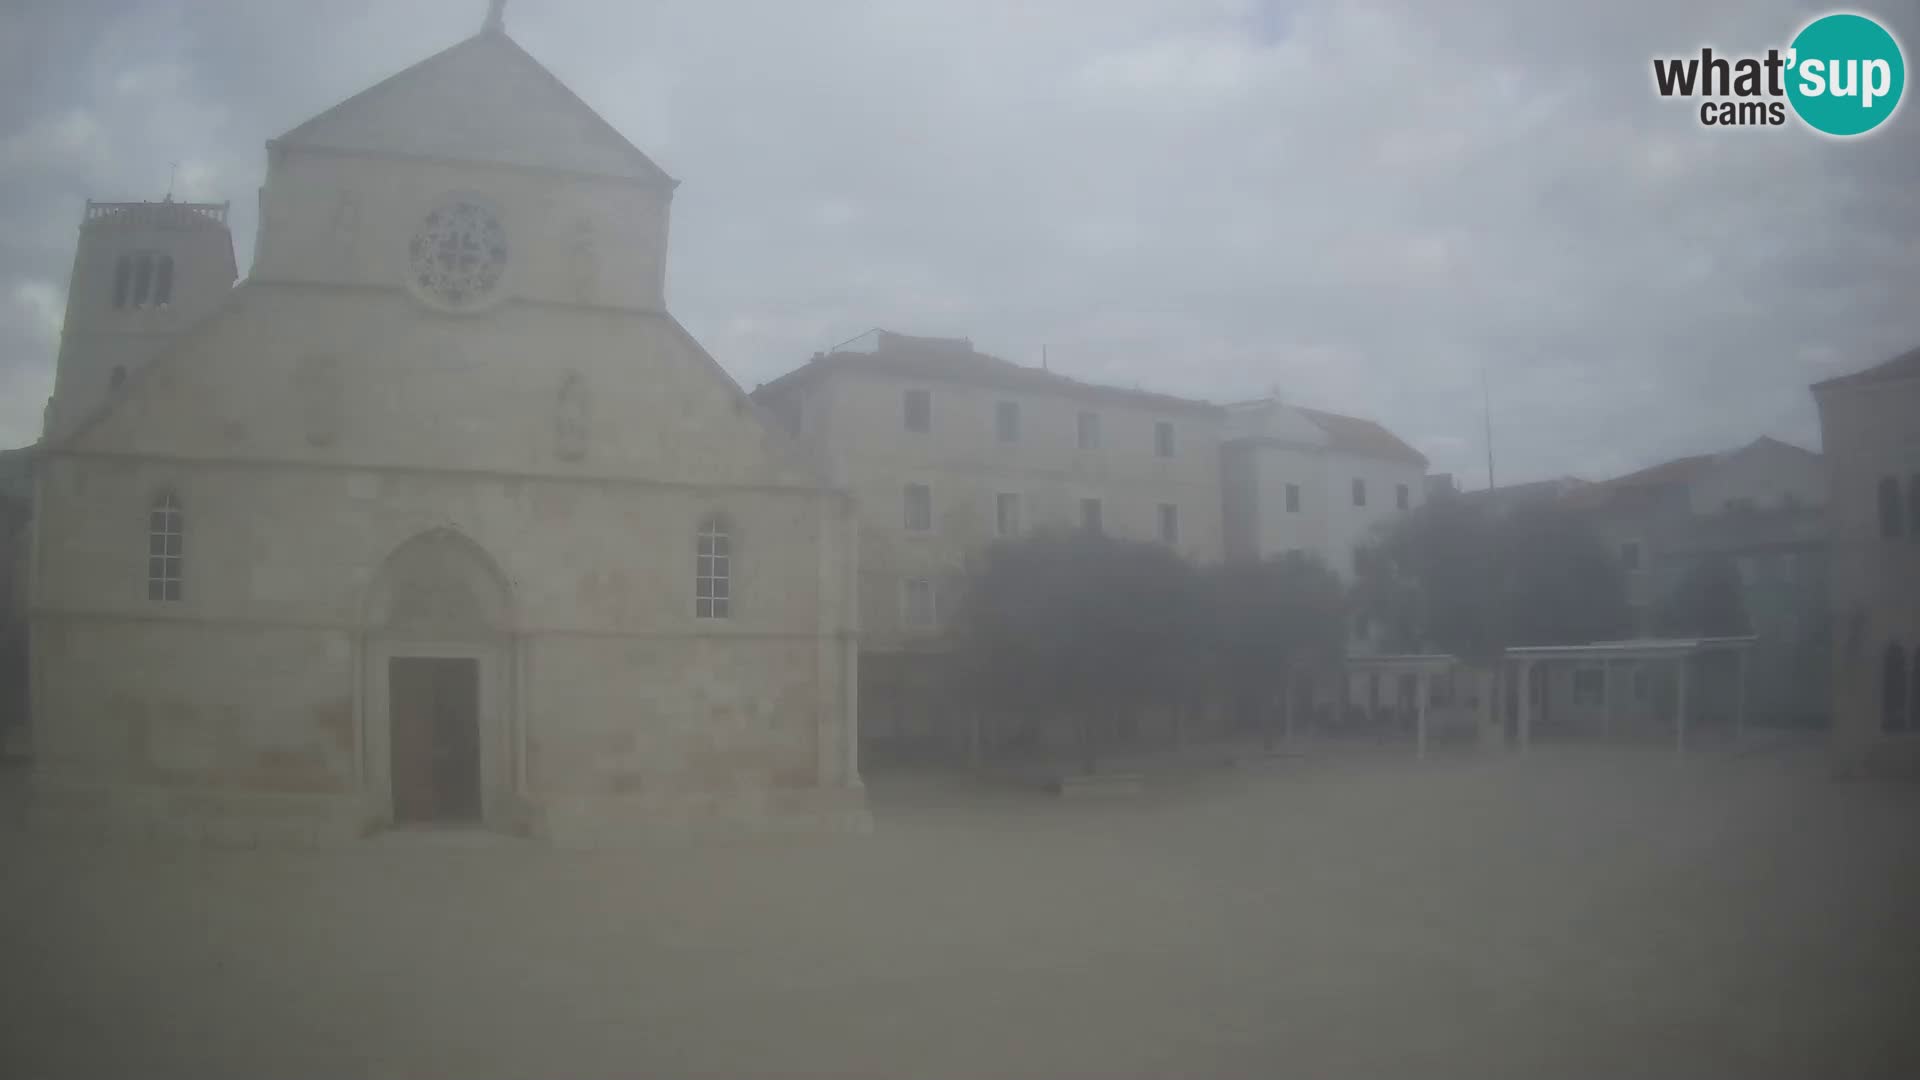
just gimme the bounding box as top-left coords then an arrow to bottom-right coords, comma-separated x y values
26,9 -> 866,844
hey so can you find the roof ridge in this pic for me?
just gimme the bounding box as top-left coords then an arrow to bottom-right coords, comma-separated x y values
271,30 -> 675,186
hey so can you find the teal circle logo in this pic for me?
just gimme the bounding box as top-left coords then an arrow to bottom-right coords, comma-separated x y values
1787,13 -> 1905,136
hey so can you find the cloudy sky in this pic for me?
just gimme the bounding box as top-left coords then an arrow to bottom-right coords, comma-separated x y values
3,0 -> 1916,483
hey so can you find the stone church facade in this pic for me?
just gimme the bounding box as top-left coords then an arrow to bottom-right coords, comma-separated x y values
27,22 -> 864,844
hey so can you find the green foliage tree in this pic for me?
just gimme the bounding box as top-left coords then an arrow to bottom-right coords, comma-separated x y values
1204,551 -> 1348,748
1353,492 -> 1630,659
957,528 -> 1199,773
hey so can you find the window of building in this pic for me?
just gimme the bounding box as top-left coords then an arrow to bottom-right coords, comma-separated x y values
1885,641 -> 1909,733
1913,645 -> 1920,732
1285,483 -> 1301,513
1572,668 -> 1604,707
153,255 -> 174,306
1396,483 -> 1410,510
904,483 -> 932,532
1077,410 -> 1101,451
131,254 -> 154,307
112,255 -> 132,308
109,365 -> 126,390
1155,420 -> 1175,459
1619,540 -> 1642,571
1158,503 -> 1179,545
1632,664 -> 1652,703
995,492 -> 1021,538
1080,497 -> 1103,534
903,388 -> 931,433
1879,476 -> 1902,538
695,515 -> 731,619
903,578 -> 937,629
1351,478 -> 1366,507
147,490 -> 183,602
1724,496 -> 1755,513
996,400 -> 1019,443
1910,476 -> 1920,544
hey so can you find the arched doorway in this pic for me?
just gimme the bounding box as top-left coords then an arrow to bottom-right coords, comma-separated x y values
362,529 -> 519,829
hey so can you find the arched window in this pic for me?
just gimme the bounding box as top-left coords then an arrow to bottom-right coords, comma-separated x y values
153,255 -> 174,306
112,255 -> 132,308
1878,477 -> 1903,538
131,254 -> 154,307
695,514 -> 730,619
147,491 -> 183,602
1884,642 -> 1909,733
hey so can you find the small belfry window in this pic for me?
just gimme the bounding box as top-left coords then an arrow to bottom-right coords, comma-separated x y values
153,255 -> 174,306
695,514 -> 731,619
147,491 -> 183,601
112,255 -> 132,308
131,254 -> 154,307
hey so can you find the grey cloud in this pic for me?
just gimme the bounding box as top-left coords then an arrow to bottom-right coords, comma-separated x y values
3,0 -> 1917,486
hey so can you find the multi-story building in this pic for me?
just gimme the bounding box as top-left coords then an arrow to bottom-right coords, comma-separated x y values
753,331 -> 1228,752
753,330 -> 1429,752
1813,346 -> 1920,775
1222,397 -> 1429,582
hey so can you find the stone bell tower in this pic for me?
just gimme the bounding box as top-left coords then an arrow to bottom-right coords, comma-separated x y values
43,197 -> 237,441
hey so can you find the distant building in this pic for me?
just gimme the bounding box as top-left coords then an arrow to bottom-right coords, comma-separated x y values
1222,398 -> 1429,583
1566,436 -> 1829,727
1458,475 -> 1590,518
753,333 -> 1430,754
1813,346 -> 1920,775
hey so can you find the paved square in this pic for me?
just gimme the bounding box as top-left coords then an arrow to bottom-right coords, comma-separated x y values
3,748 -> 1917,1078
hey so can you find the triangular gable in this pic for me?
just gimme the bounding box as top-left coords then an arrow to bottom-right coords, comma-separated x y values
272,30 -> 675,186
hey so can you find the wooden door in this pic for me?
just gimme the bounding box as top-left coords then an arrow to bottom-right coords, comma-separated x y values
389,657 -> 480,824
431,658 -> 480,821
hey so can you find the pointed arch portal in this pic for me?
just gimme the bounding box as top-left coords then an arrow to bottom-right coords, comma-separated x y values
361,529 -> 522,830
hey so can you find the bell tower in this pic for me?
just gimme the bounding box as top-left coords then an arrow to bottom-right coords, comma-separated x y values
43,197 -> 238,440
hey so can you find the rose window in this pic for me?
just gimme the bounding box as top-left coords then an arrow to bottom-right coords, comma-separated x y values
407,200 -> 508,310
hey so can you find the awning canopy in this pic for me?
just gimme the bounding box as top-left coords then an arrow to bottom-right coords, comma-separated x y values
1502,636 -> 1757,664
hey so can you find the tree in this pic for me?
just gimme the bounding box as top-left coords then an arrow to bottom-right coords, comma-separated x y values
1656,554 -> 1749,638
1353,492 -> 1630,657
1204,551 -> 1347,749
957,528 -> 1199,773
1499,499 -> 1633,646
